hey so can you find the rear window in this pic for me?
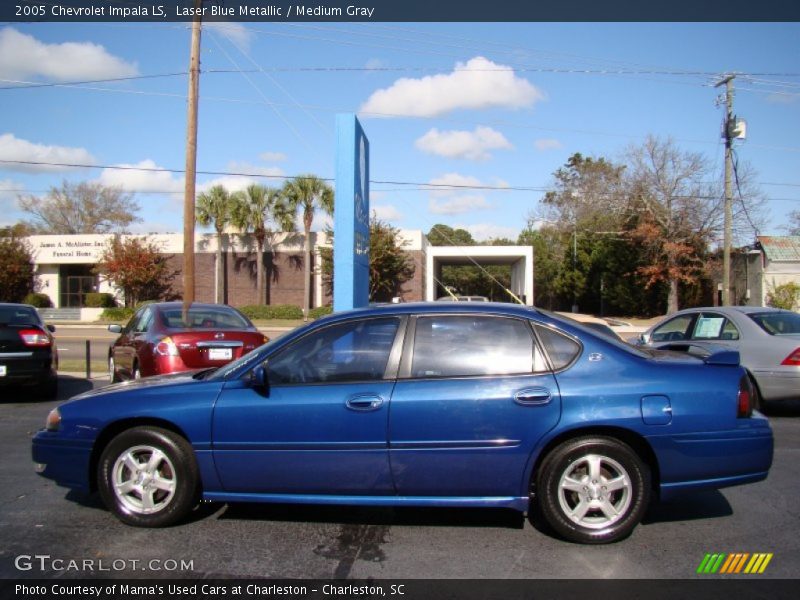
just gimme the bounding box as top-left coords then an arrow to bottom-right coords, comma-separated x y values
0,306 -> 40,326
747,312 -> 800,335
160,307 -> 250,329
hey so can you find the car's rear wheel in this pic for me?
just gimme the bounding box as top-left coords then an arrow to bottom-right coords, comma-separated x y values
536,436 -> 650,544
109,356 -> 120,383
98,427 -> 199,527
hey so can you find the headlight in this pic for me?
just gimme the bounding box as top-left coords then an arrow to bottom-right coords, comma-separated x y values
45,408 -> 61,431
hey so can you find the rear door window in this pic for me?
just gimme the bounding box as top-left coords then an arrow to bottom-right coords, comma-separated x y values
410,315 -> 539,378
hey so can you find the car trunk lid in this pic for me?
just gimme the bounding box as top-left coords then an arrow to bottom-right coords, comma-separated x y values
164,330 -> 265,368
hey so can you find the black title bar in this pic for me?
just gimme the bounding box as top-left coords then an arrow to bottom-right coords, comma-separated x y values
4,0 -> 800,22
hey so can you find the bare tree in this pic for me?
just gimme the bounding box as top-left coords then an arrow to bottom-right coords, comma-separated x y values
18,181 -> 140,234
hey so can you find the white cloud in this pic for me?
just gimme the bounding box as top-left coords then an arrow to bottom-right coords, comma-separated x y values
428,173 -> 484,197
258,151 -> 287,162
415,126 -> 513,161
97,159 -> 183,194
359,56 -> 543,118
0,27 -> 137,81
0,133 -> 96,172
364,58 -> 385,71
206,22 -> 254,51
429,195 -> 491,215
372,204 -> 403,221
226,161 -> 285,180
535,138 -> 563,151
766,93 -> 798,105
457,223 -> 519,241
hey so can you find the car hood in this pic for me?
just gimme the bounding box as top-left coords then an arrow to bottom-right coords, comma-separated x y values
70,370 -> 205,401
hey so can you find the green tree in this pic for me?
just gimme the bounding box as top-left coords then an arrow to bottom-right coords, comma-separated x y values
766,281 -> 800,311
18,181 -> 140,233
426,224 -> 475,246
281,175 -> 334,318
320,216 -> 416,302
96,237 -> 176,307
231,185 -> 293,305
0,234 -> 34,302
196,185 -> 237,304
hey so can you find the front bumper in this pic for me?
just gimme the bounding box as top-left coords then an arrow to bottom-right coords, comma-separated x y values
31,430 -> 93,492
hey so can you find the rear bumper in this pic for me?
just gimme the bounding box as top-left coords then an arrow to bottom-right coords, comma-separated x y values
0,354 -> 55,385
647,416 -> 773,500
31,430 -> 93,492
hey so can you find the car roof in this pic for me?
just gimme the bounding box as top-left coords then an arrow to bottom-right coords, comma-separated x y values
144,302 -> 241,311
0,303 -> 37,309
318,301 -> 540,322
673,305 -> 790,316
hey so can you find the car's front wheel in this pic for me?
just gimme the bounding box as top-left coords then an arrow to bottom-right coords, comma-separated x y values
108,356 -> 120,383
536,436 -> 650,544
98,427 -> 199,527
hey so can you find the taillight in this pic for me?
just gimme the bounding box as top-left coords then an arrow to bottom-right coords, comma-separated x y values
737,376 -> 753,418
154,337 -> 179,356
781,348 -> 800,366
18,329 -> 51,347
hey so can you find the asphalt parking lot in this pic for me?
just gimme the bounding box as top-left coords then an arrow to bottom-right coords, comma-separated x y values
1,376 -> 798,580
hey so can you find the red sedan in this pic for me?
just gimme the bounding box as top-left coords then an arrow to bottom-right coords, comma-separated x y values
108,302 -> 269,381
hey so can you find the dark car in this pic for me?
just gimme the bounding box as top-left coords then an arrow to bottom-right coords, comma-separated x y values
0,303 -> 58,398
34,302 -> 772,544
107,302 -> 268,381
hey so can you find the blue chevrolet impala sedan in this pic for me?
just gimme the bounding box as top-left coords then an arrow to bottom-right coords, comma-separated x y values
32,303 -> 773,544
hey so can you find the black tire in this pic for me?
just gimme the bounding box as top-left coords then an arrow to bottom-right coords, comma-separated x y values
535,436 -> 650,544
98,427 -> 200,527
749,375 -> 767,413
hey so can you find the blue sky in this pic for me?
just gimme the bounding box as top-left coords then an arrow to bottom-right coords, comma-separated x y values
0,21 -> 798,241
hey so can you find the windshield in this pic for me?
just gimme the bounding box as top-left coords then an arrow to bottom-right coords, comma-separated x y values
747,311 -> 800,335
0,306 -> 40,326
160,307 -> 251,329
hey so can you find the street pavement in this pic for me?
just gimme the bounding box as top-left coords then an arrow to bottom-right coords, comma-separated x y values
0,376 -> 798,580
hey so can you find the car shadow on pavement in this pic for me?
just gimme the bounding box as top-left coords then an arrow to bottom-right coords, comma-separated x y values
641,489 -> 732,525
762,399 -> 800,417
217,502 -> 526,530
0,374 -> 93,404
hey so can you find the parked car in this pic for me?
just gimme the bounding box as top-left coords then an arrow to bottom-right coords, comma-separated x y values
635,306 -> 800,409
34,302 -> 772,544
0,303 -> 58,398
107,302 -> 268,381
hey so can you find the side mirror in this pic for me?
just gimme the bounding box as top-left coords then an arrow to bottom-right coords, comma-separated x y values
47,324 -> 56,333
253,365 -> 269,392
108,324 -> 123,334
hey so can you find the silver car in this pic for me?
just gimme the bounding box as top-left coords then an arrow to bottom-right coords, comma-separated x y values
636,306 -> 800,409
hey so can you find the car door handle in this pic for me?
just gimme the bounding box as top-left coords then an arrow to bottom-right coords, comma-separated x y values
346,395 -> 384,411
514,388 -> 552,406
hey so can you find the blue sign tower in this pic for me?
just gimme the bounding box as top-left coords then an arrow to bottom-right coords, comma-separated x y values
333,114 -> 370,312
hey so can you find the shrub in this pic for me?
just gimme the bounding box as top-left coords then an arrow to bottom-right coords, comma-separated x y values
766,282 -> 800,311
84,292 -> 116,308
238,304 -> 303,320
99,307 -> 135,322
23,292 -> 52,308
308,305 -> 333,319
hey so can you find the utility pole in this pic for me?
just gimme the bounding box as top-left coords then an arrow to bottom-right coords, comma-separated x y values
715,74 -> 735,306
183,0 -> 203,317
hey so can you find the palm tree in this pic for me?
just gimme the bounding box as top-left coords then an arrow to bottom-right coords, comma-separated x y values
232,184 -> 293,305
196,185 -> 237,304
281,175 -> 334,319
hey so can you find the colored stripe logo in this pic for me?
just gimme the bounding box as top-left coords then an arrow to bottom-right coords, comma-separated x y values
697,553 -> 773,574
